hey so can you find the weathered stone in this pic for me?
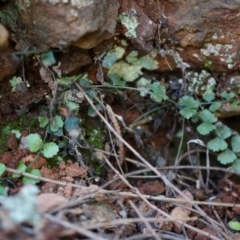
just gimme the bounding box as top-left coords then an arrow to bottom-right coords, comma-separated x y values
0,46 -> 20,81
119,0 -> 240,73
0,23 -> 9,50
17,0 -> 120,49
58,47 -> 91,75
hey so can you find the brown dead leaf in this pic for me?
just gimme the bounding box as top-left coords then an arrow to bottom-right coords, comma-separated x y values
170,190 -> 193,233
37,193 -> 68,213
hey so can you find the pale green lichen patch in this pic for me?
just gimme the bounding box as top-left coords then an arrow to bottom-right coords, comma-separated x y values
45,0 -> 93,8
118,11 -> 139,38
201,43 -> 222,56
200,43 -> 236,69
186,70 -> 216,94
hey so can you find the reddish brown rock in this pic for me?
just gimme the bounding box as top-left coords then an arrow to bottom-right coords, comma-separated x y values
0,46 -> 20,81
119,0 -> 240,73
17,0 -> 119,50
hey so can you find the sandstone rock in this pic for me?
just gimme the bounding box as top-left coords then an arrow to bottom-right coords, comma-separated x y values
119,0 -> 240,73
17,0 -> 119,49
0,23 -> 9,50
0,46 -> 20,82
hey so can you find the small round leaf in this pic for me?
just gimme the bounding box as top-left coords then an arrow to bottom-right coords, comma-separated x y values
231,136 -> 240,153
217,149 -> 237,164
27,134 -> 43,152
43,142 -> 59,158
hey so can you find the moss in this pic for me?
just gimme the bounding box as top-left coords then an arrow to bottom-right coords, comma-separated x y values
0,116 -> 36,153
81,117 -> 106,175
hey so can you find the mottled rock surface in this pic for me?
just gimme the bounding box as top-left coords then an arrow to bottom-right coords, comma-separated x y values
119,0 -> 240,73
17,0 -> 119,49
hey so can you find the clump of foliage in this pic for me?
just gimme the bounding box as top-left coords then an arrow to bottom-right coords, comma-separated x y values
178,74 -> 240,169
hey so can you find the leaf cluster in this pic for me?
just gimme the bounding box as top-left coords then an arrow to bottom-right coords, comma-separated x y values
179,89 -> 240,169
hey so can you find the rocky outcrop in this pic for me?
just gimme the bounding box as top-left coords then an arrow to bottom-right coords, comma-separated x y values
17,0 -> 120,49
119,0 -> 240,73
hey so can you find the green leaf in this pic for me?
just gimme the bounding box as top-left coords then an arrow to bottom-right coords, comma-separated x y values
221,91 -> 235,100
50,115 -> 64,132
10,76 -> 22,92
209,102 -> 222,112
179,96 -> 199,119
217,149 -> 237,164
27,134 -> 43,152
197,122 -> 216,135
65,116 -> 80,132
149,82 -> 168,103
102,46 -> 125,68
179,96 -> 200,109
0,163 -> 6,177
22,169 -> 41,184
204,60 -> 212,68
232,99 -> 240,108
57,75 -> 78,86
231,136 -> 240,153
87,104 -> 102,117
136,77 -> 151,97
198,109 -> 217,123
79,77 -> 92,88
180,107 -> 198,119
232,159 -> 240,172
41,51 -> 56,67
108,61 -> 142,82
108,73 -> 126,86
203,89 -> 215,102
66,101 -> 79,111
207,137 -> 228,152
11,130 -> 21,139
12,162 -> 27,178
38,116 -> 49,128
215,125 -> 232,139
228,220 -> 240,231
139,55 -> 158,70
43,142 -> 59,158
126,50 -> 139,64
2,126 -> 11,135
102,53 -> 117,68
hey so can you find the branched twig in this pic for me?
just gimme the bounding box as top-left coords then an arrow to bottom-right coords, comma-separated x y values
128,200 -> 162,240
43,213 -> 106,240
73,81 -> 231,239
101,155 -> 221,240
5,167 -> 89,190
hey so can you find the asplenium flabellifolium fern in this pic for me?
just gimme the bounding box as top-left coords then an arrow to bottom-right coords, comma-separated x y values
179,91 -> 240,170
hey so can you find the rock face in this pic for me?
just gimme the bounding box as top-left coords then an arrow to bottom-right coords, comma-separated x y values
17,0 -> 119,49
119,0 -> 240,73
